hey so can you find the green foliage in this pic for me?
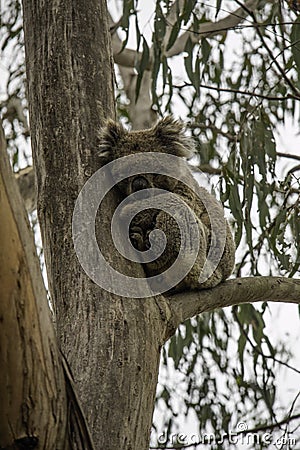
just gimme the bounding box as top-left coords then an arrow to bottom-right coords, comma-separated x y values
156,308 -> 283,449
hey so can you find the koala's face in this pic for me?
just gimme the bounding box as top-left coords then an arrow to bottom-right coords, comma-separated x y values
117,175 -> 153,198
98,116 -> 195,199
117,174 -> 179,199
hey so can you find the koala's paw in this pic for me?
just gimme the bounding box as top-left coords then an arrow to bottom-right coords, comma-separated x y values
129,226 -> 144,251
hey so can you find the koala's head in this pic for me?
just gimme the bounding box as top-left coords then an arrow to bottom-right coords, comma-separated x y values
98,116 -> 195,197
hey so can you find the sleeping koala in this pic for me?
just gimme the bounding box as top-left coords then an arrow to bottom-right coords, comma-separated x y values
99,116 -> 235,292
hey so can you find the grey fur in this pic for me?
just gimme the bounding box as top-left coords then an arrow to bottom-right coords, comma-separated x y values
99,116 -> 235,292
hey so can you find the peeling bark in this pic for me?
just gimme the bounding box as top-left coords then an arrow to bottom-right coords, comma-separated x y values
0,123 -> 67,449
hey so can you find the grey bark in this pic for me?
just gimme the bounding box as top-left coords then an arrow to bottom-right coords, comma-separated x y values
168,277 -> 300,332
21,0 -> 169,449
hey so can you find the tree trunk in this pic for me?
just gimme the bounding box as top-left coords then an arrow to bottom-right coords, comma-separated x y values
22,0 -> 169,448
0,123 -> 68,449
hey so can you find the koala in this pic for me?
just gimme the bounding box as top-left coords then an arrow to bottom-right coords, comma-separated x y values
99,116 -> 235,293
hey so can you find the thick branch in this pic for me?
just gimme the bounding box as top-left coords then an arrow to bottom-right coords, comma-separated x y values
117,65 -> 156,129
110,12 -> 155,129
1,119 -> 94,450
111,30 -> 140,69
167,277 -> 300,339
22,1 -> 168,449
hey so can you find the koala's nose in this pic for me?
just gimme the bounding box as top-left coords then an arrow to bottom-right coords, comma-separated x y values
131,176 -> 150,192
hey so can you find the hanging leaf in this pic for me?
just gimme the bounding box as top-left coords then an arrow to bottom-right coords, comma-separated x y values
168,332 -> 184,368
119,0 -> 135,52
201,38 -> 211,64
291,16 -> 300,76
255,181 -> 270,230
215,0 -> 223,19
228,182 -> 243,247
154,2 -> 167,42
135,13 -> 141,51
151,1 -> 166,107
184,36 -> 194,85
182,0 -> 197,24
166,20 -> 181,51
195,58 -> 201,95
237,331 -> 247,378
135,36 -> 150,101
165,64 -> 173,110
121,0 -> 134,29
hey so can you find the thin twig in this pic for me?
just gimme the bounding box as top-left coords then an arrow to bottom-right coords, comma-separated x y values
190,122 -> 237,141
173,82 -> 300,101
232,308 -> 300,375
234,0 -> 300,97
277,152 -> 300,162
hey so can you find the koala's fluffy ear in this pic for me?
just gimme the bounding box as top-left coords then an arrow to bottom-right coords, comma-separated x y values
152,116 -> 195,158
98,120 -> 126,161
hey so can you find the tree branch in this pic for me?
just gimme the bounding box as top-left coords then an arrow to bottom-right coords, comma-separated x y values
111,28 -> 142,69
109,13 -> 155,129
110,0 -> 267,67
15,165 -> 36,213
165,0 -> 261,57
0,120 -> 67,447
166,277 -> 300,339
234,0 -> 300,97
277,152 -> 300,162
117,64 -> 156,129
174,82 -> 300,101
